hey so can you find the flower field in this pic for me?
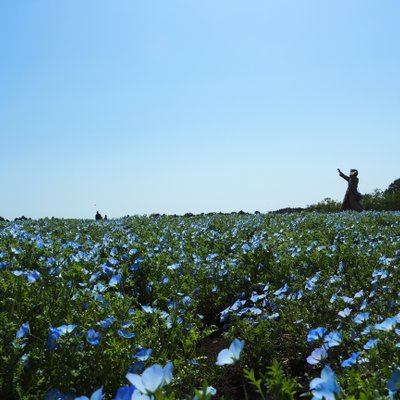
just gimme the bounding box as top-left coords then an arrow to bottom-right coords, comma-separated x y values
1,211 -> 400,399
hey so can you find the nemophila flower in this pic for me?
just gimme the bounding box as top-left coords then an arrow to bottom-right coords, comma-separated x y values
141,305 -> 156,313
86,329 -> 101,345
375,316 -> 397,331
114,385 -> 135,400
194,386 -> 217,400
274,283 -> 288,297
307,347 -> 328,365
134,348 -> 153,361
324,331 -> 342,348
45,388 -> 68,400
363,338 -> 378,350
242,243 -> 251,253
90,271 -> 102,283
354,289 -> 364,298
216,338 -> 244,366
387,368 -> 400,399
57,324 -> 77,334
94,283 -> 107,293
121,320 -> 132,328
75,386 -> 103,400
310,365 -> 340,400
16,322 -> 30,339
305,272 -> 320,291
20,353 -> 29,368
341,351 -> 361,368
372,269 -> 388,279
167,263 -> 180,270
360,299 -> 368,310
130,258 -> 144,272
26,270 -> 41,283
126,362 -> 173,395
353,312 -> 369,324
98,317 -> 115,329
341,296 -> 354,304
307,327 -> 328,342
109,274 -> 122,287
182,295 -> 193,306
338,307 -> 352,318
330,293 -> 338,303
118,329 -> 135,339
360,325 -> 373,335
48,329 -> 61,351
128,361 -> 145,374
250,292 -> 266,303
107,257 -> 119,266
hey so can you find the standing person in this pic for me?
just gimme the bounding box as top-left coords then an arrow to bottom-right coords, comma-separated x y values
337,168 -> 363,212
95,211 -> 103,220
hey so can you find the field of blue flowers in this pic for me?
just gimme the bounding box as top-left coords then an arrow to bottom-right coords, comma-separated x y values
1,211 -> 400,399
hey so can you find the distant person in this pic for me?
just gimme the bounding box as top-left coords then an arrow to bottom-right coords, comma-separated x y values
95,211 -> 103,220
338,168 -> 363,212
104,215 -> 108,220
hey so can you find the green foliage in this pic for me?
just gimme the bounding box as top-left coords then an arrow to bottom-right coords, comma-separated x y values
307,197 -> 341,212
1,212 -> 400,398
244,360 -> 298,400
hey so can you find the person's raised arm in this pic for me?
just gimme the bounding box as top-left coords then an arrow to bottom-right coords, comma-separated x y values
337,168 -> 349,181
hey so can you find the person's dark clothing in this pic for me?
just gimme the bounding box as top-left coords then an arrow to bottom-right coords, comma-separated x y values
95,211 -> 103,220
339,172 -> 363,212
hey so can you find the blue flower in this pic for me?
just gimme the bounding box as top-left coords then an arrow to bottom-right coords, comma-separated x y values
387,368 -> 400,399
216,339 -> 244,366
194,386 -> 217,399
128,361 -> 145,374
114,385 -> 135,400
47,325 -> 77,351
57,324 -> 77,334
307,327 -> 327,342
307,347 -> 328,365
353,312 -> 369,324
130,258 -> 144,272
48,329 -> 61,351
338,307 -> 352,318
363,338 -> 378,350
341,351 -> 361,368
141,305 -> 156,313
375,317 -> 397,331
117,329 -> 135,339
26,270 -> 41,283
310,365 -> 340,400
324,331 -> 342,348
16,322 -> 30,339
74,387 -> 103,400
109,274 -> 122,287
133,348 -> 153,361
167,263 -> 180,271
126,362 -> 173,395
98,317 -> 115,329
182,296 -> 193,307
86,329 -> 101,345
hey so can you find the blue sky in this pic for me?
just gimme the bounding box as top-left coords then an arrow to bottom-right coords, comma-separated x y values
1,0 -> 399,219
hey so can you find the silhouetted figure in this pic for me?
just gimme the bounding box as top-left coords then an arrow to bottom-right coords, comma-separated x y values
338,168 -> 363,212
104,215 -> 108,220
95,211 -> 103,220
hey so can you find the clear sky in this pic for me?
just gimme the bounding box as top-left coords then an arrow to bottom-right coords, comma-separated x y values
1,1 -> 399,219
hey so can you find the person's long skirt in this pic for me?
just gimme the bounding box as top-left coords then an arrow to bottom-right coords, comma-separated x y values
341,191 -> 363,212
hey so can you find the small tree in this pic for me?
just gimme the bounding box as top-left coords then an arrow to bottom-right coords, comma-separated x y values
385,178 -> 400,194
